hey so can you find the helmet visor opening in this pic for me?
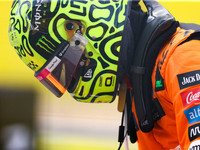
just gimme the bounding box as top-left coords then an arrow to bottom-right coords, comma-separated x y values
34,33 -> 88,97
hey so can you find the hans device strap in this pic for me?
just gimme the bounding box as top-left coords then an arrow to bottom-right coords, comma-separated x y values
131,0 -> 176,132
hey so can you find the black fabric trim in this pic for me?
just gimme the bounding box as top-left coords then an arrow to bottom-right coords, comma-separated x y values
179,32 -> 200,46
178,23 -> 200,46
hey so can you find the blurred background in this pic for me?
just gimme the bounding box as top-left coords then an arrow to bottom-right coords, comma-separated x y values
1,0 -> 200,150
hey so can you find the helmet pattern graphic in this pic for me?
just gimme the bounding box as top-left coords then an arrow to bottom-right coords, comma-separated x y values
8,0 -> 128,103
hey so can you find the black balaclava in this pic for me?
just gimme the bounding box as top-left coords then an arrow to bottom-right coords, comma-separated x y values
117,0 -> 147,84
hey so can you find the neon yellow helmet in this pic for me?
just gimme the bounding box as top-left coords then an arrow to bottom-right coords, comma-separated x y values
8,0 -> 128,103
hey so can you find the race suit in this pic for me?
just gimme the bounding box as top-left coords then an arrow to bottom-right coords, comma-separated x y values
132,27 -> 200,150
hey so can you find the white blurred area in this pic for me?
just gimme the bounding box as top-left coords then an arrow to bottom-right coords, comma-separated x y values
1,124 -> 32,150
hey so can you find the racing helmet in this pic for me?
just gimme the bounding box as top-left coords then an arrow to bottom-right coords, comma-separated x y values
8,0 -> 128,103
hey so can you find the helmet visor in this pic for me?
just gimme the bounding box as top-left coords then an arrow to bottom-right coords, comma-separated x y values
34,33 -> 88,97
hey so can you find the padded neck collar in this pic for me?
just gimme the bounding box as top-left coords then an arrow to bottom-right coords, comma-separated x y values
117,1 -> 147,84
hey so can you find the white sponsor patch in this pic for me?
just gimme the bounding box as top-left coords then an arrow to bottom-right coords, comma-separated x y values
46,56 -> 61,72
189,140 -> 200,150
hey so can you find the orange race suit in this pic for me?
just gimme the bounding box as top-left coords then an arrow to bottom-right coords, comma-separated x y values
132,26 -> 200,150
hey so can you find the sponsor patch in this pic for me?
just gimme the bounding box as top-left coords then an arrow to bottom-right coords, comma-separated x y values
189,123 -> 200,142
181,87 -> 200,108
177,70 -> 200,89
46,56 -> 61,72
155,64 -> 164,92
184,105 -> 200,124
188,140 -> 200,150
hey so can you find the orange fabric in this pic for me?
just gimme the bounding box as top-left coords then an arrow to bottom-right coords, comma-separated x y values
132,27 -> 200,150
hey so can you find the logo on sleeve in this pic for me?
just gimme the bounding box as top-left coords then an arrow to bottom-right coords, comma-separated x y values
189,123 -> 200,142
177,70 -> 200,89
189,140 -> 200,150
184,105 -> 200,124
181,87 -> 200,108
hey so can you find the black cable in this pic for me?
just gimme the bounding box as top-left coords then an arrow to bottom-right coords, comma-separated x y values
118,110 -> 125,143
118,130 -> 128,150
